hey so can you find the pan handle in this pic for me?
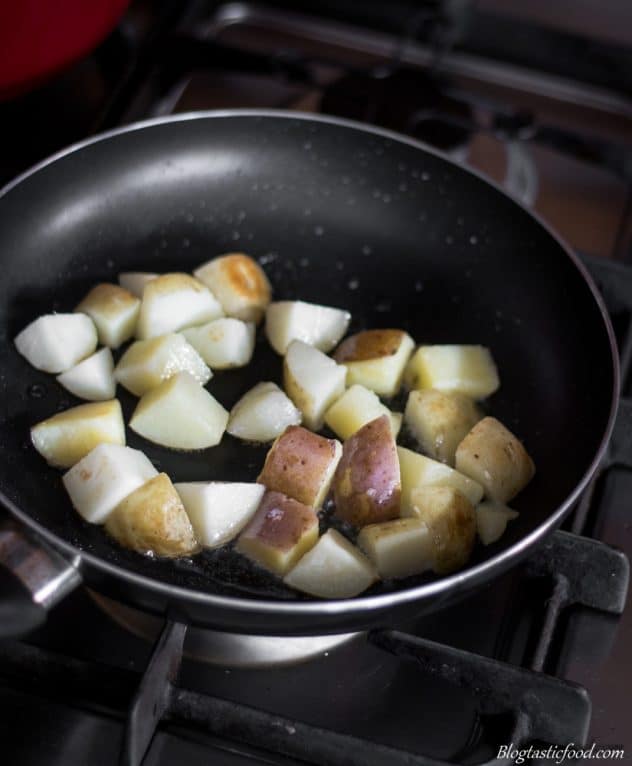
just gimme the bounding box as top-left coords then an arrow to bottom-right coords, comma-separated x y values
0,514 -> 81,639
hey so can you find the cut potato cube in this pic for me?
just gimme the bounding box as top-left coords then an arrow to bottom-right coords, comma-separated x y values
333,415 -> 400,527
357,518 -> 434,580
56,347 -> 116,401
175,481 -> 265,548
284,529 -> 378,599
118,272 -> 158,297
266,300 -> 351,355
258,425 -> 342,509
136,273 -> 223,339
404,345 -> 499,399
115,333 -> 211,397
398,446 -> 484,514
227,382 -> 301,443
283,340 -> 346,430
476,501 -> 520,545
404,389 -> 482,465
455,417 -> 535,503
15,313 -> 97,373
236,490 -> 319,575
105,473 -> 198,557
63,443 -> 158,523
406,486 -> 476,573
130,371 -> 228,450
333,329 -> 414,397
194,252 -> 271,323
76,283 -> 140,348
182,318 -> 255,369
31,399 -> 125,469
324,384 -> 402,441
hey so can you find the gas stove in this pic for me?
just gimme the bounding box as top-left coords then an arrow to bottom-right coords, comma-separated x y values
1,2 -> 631,764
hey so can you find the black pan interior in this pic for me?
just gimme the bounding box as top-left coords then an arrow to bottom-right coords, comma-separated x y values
0,113 -> 615,601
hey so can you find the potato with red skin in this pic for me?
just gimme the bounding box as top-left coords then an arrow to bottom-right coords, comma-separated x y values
333,415 -> 401,527
236,490 -> 319,575
258,426 -> 342,509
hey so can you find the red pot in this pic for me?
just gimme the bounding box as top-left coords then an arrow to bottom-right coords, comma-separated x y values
0,0 -> 131,98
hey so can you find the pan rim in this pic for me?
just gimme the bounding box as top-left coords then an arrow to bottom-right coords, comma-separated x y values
0,108 -> 620,621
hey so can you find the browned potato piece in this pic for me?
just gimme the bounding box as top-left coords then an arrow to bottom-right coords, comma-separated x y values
455,417 -> 535,502
236,490 -> 319,575
404,389 -> 482,465
407,486 -> 476,574
258,426 -> 342,509
333,415 -> 400,527
76,283 -> 140,349
105,473 -> 198,557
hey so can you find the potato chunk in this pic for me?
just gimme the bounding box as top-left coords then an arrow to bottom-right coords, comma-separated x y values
56,347 -> 116,402
118,272 -> 158,297
266,300 -> 351,355
130,372 -> 229,450
115,333 -> 211,397
455,417 -> 535,502
476,501 -> 520,545
136,273 -> 223,339
105,473 -> 198,557
324,384 -> 402,441
333,415 -> 400,527
405,345 -> 499,399
284,529 -> 378,599
404,389 -> 481,465
175,482 -> 265,548
258,425 -> 342,509
405,486 -> 476,574
283,340 -> 346,430
398,446 -> 484,514
227,382 -> 302,443
15,313 -> 97,373
194,252 -> 271,323
76,283 -> 140,348
357,518 -> 434,580
63,443 -> 158,523
236,490 -> 319,575
333,329 -> 414,397
31,399 -> 125,468
182,318 -> 255,369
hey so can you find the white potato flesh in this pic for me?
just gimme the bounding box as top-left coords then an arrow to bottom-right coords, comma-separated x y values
136,273 -> 223,339
397,446 -> 484,515
15,313 -> 97,373
182,318 -> 255,369
404,345 -> 500,399
56,347 -> 116,401
455,417 -> 535,502
283,340 -> 346,430
357,518 -> 435,580
31,399 -> 125,468
194,253 -> 272,323
130,371 -> 229,450
114,333 -> 211,397
284,529 -> 378,599
227,382 -> 302,443
334,330 -> 414,397
76,283 -> 140,348
324,384 -> 401,441
62,443 -> 158,524
175,481 -> 265,548
404,389 -> 481,465
476,502 -> 520,545
118,272 -> 158,297
265,300 -> 351,355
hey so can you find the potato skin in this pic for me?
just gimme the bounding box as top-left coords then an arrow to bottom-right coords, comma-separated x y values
334,329 -> 406,362
333,415 -> 401,527
105,473 -> 199,557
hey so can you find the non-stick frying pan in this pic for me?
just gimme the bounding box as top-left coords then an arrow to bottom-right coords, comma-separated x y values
0,111 -> 618,638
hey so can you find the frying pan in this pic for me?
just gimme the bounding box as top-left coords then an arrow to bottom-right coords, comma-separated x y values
0,111 -> 618,638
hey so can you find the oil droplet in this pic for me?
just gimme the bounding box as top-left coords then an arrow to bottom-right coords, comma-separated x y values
382,194 -> 392,203
182,238 -> 190,248
470,235 -> 478,245
414,281 -> 424,292
186,213 -> 194,223
231,231 -> 240,241
348,278 -> 359,290
303,141 -> 312,150
299,257 -> 309,267
341,175 -> 350,185
28,383 -> 46,399
398,182 -> 408,192
376,300 -> 392,312
314,225 -> 324,236
336,260 -> 344,271
361,245 -> 372,256
421,171 -> 431,181
446,235 -> 454,245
